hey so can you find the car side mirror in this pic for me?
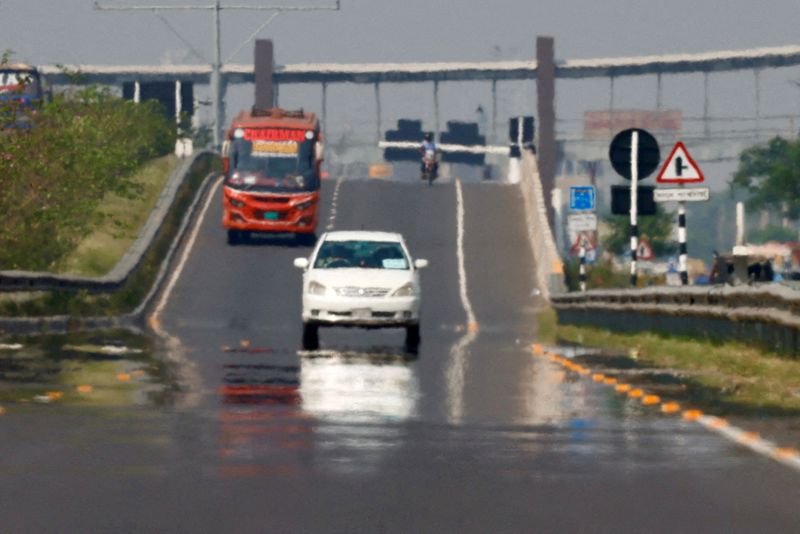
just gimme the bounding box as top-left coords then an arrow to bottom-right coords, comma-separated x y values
414,259 -> 429,269
294,258 -> 309,269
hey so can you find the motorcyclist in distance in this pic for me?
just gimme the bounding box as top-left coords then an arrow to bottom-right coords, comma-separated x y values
420,132 -> 439,179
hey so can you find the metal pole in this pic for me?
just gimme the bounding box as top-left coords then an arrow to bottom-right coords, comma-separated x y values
678,201 -> 688,285
630,130 -> 639,287
703,71 -> 710,138
736,201 -> 745,246
754,69 -> 762,140
211,0 -> 222,148
433,80 -> 440,140
579,236 -> 587,292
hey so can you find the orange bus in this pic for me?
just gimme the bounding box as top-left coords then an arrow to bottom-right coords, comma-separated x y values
221,108 -> 323,245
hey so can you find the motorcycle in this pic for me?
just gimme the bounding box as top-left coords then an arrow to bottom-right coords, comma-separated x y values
421,149 -> 438,186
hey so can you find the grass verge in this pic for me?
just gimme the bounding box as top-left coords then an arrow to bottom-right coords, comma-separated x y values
540,308 -> 800,415
58,155 -> 179,276
0,153 -> 220,318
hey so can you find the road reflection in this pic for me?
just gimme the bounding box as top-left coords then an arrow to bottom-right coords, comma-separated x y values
216,347 -> 419,478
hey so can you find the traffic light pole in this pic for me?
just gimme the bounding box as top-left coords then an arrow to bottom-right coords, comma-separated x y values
629,130 -> 639,287
94,1 -> 341,148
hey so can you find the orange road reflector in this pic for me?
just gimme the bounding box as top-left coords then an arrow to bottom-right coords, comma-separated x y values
774,447 -> 800,459
468,322 -> 480,333
117,373 -> 131,382
739,431 -> 760,444
240,339 -> 251,348
603,377 -> 617,385
76,385 -> 93,394
642,395 -> 660,405
628,389 -> 644,398
0,405 -> 6,415
532,344 -> 543,355
592,374 -> 605,382
708,417 -> 729,429
661,402 -> 680,414
682,409 -> 703,421
46,391 -> 64,400
615,384 -> 631,393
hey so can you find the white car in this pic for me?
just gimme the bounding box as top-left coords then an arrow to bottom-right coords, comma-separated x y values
293,231 -> 428,351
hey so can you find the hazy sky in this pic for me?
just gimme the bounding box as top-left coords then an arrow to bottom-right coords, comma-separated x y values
4,0 -> 800,189
3,0 -> 800,66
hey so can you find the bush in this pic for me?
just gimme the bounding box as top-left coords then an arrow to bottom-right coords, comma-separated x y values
0,85 -> 176,270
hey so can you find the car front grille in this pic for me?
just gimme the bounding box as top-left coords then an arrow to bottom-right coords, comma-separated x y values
334,286 -> 391,298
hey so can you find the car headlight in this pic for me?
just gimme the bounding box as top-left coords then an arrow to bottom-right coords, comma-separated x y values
228,197 -> 245,208
308,281 -> 327,295
392,282 -> 415,297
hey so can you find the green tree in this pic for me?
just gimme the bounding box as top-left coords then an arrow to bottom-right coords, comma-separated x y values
731,136 -> 800,219
602,206 -> 677,257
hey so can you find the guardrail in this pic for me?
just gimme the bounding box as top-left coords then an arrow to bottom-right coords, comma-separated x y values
0,151 -> 215,293
551,284 -> 800,354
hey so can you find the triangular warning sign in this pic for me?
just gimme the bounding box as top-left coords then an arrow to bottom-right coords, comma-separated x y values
636,239 -> 654,260
657,142 -> 704,184
569,232 -> 596,255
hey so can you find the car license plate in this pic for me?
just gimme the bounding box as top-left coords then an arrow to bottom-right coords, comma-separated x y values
353,309 -> 370,318
263,211 -> 279,220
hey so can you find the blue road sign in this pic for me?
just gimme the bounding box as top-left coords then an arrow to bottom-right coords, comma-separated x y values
570,186 -> 596,211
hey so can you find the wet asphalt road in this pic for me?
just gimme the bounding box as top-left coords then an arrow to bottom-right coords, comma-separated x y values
1,175 -> 800,532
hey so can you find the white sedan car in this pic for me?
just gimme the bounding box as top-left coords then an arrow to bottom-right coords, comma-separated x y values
293,231 -> 428,351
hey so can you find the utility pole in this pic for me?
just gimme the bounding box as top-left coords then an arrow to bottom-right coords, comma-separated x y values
94,1 -> 341,148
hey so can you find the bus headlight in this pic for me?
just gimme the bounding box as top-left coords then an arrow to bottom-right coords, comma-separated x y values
295,199 -> 315,211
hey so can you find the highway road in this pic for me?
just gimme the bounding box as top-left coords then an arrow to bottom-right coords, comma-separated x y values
1,174 -> 799,532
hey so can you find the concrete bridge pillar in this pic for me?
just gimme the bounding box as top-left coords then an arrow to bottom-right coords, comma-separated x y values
536,36 -> 557,227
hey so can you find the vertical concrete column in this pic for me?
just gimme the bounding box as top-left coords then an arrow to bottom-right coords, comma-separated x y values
321,82 -> 327,138
175,80 -> 182,123
374,81 -> 382,144
491,78 -> 498,145
536,36 -> 557,227
254,39 -> 274,109
433,80 -> 440,140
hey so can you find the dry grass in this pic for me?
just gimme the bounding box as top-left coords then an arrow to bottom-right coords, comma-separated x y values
58,155 -> 178,276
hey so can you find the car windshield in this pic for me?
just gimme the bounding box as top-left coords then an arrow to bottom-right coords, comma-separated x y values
313,240 -> 409,270
226,136 -> 317,193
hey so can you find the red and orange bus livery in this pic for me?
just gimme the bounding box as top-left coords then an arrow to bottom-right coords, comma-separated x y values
221,108 -> 323,245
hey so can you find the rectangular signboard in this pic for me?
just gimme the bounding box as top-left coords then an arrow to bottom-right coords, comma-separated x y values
610,185 -> 656,215
567,213 -> 598,232
569,186 -> 596,211
654,187 -> 710,203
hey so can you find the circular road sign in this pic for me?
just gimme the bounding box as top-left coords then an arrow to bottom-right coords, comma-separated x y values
609,128 -> 660,180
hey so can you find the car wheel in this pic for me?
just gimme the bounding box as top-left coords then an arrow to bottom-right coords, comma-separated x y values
302,322 -> 319,351
227,229 -> 241,245
405,324 -> 420,353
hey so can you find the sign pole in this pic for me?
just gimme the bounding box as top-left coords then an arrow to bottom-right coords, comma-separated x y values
630,131 -> 639,287
579,236 -> 587,292
678,201 -> 688,285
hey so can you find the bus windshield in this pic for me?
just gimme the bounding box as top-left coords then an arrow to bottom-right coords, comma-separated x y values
0,69 -> 41,99
226,136 -> 317,193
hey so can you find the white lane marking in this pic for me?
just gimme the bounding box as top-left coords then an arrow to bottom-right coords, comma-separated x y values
697,415 -> 800,473
151,177 -> 223,321
147,177 -> 223,408
325,177 -> 343,231
455,179 -> 476,327
447,179 -> 478,424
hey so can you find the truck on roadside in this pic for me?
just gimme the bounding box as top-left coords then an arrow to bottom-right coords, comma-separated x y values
0,63 -> 44,128
221,107 -> 323,245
